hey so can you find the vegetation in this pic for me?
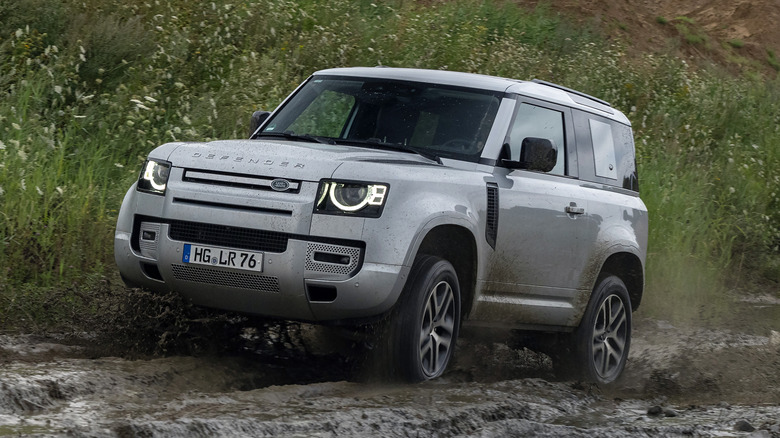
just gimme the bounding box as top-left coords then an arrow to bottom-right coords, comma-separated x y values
1,0 -> 778,330
727,39 -> 745,49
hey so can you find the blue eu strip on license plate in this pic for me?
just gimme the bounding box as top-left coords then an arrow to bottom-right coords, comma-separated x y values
182,244 -> 263,272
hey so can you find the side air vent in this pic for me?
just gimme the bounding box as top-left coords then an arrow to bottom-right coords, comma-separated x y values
486,183 -> 499,249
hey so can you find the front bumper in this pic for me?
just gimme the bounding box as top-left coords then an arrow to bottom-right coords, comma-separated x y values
114,167 -> 411,323
115,218 -> 409,322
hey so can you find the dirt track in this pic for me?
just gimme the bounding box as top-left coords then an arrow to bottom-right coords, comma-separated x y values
1,295 -> 779,437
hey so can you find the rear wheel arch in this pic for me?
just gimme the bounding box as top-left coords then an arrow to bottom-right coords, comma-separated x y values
599,252 -> 644,311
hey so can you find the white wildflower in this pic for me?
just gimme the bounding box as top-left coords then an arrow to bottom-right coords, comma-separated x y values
174,82 -> 185,89
20,179 -> 26,191
0,140 -> 5,150
729,187 -> 735,194
9,139 -> 19,147
54,85 -> 62,94
182,116 -> 192,125
130,99 -> 143,105
36,186 -> 43,195
12,122 -> 21,130
17,150 -> 27,161
0,186 -> 4,196
144,96 -> 158,103
114,163 -> 124,168
15,29 -> 23,38
136,104 -> 151,111
56,186 -> 64,195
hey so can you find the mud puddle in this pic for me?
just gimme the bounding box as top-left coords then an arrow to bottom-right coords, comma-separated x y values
1,299 -> 778,437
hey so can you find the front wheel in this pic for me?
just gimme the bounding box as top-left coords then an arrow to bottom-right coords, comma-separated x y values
570,275 -> 632,384
390,255 -> 461,382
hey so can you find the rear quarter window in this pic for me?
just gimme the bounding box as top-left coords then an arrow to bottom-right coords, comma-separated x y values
574,110 -> 638,191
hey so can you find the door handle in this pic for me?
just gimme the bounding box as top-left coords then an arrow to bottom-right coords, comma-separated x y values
565,203 -> 585,215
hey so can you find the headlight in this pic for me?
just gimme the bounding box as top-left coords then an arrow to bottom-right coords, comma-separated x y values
315,181 -> 388,217
137,159 -> 171,195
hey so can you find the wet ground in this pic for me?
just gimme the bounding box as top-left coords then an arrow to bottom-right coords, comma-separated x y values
1,293 -> 778,437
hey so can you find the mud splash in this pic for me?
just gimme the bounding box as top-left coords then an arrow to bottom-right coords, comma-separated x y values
1,298 -> 778,437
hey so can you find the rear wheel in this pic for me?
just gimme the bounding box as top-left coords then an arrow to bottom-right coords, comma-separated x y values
390,255 -> 461,382
564,275 -> 632,384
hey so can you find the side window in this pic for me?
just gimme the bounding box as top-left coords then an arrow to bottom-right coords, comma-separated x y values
589,118 -> 617,179
508,103 -> 566,175
574,109 -> 638,191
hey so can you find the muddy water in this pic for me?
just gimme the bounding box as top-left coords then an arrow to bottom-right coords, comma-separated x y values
1,299 -> 778,437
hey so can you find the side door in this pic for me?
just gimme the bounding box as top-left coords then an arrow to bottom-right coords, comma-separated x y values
475,97 -> 592,327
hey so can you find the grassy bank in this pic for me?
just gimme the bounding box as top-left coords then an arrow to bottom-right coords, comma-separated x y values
1,0 -> 778,330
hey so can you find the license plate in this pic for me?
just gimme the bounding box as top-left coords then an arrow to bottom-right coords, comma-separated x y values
182,244 -> 263,272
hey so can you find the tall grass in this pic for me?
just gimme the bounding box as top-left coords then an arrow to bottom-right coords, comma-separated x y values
1,0 -> 778,329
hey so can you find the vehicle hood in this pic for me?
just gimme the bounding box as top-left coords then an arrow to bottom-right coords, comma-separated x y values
153,139 -> 440,181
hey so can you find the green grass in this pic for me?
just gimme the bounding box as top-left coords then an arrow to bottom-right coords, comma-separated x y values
1,0 -> 778,330
768,50 -> 780,71
727,39 -> 745,49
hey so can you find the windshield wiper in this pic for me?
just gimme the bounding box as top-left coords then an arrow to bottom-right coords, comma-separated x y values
339,138 -> 442,164
257,131 -> 335,145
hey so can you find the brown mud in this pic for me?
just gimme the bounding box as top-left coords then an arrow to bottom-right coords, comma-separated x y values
1,293 -> 778,437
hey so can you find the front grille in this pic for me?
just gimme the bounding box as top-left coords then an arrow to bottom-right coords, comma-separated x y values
183,169 -> 301,193
168,220 -> 289,253
171,264 -> 280,293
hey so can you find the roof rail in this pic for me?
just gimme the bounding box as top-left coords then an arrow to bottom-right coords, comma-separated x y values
531,79 -> 611,108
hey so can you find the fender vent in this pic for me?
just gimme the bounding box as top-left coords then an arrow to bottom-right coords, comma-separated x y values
486,183 -> 499,249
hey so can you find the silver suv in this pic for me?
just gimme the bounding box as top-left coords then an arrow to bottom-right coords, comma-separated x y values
114,67 -> 648,383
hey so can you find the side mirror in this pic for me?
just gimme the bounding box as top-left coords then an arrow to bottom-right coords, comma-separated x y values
500,137 -> 558,172
517,137 -> 557,172
248,110 -> 271,138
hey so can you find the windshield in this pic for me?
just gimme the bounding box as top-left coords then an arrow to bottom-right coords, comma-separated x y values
260,76 -> 502,162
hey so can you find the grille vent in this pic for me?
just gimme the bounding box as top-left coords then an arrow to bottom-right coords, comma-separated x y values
305,242 -> 361,276
171,264 -> 280,293
139,222 -> 161,259
168,220 -> 289,253
486,183 -> 499,249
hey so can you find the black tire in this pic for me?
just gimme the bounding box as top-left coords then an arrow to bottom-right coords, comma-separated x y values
568,275 -> 632,384
389,255 -> 461,382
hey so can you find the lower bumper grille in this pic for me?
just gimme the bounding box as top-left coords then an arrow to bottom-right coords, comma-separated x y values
171,264 -> 280,293
168,220 -> 289,253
